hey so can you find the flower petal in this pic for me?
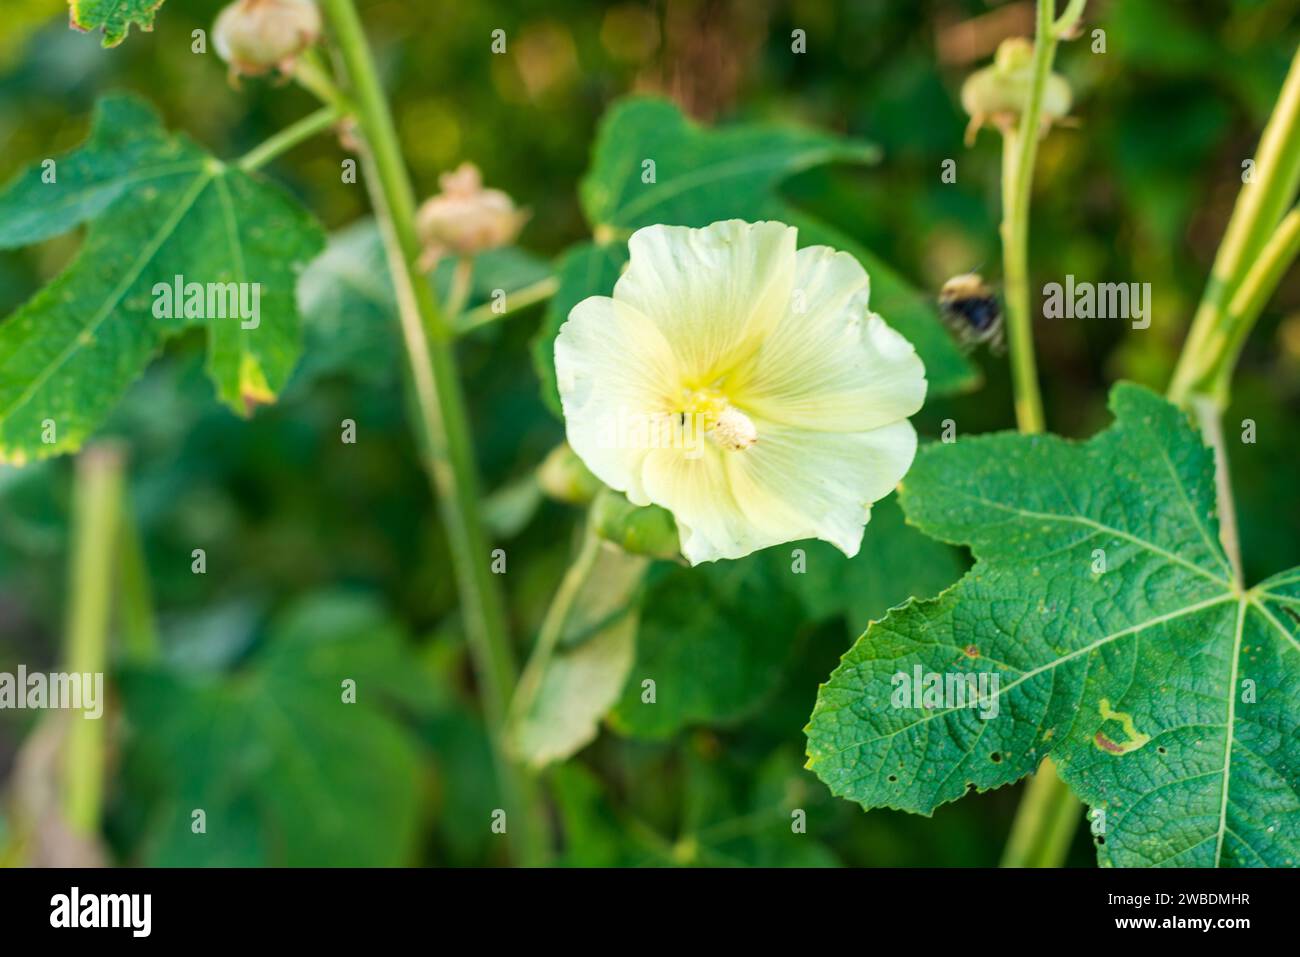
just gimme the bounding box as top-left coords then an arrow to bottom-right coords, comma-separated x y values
734,245 -> 927,432
555,295 -> 680,501
613,220 -> 797,382
723,418 -> 919,557
638,446 -> 771,564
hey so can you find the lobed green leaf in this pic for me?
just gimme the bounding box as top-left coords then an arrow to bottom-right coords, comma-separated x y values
806,383 -> 1300,866
0,95 -> 325,463
119,593 -> 432,866
581,96 -> 880,231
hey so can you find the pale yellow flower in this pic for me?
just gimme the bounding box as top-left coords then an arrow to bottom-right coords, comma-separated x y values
555,219 -> 926,565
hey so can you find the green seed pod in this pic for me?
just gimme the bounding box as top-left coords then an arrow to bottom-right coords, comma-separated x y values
536,442 -> 603,505
961,37 -> 1072,144
213,0 -> 322,78
590,487 -> 681,561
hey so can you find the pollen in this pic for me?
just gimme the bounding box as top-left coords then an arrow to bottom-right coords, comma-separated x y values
709,404 -> 758,451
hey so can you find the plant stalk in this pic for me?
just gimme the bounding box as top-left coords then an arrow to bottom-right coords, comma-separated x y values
1164,54 -> 1300,593
1161,49 -> 1300,648
61,444 -> 123,836
292,48 -> 350,110
444,256 -> 474,324
997,0 -> 1087,867
997,0 -> 1085,433
456,275 -> 559,334
1192,396 -> 1245,584
1169,45 -> 1300,408
318,0 -> 546,866
237,105 -> 344,172
1209,207 -> 1300,402
117,496 -> 160,663
1000,756 -> 1080,867
1000,126 -> 1045,434
509,523 -> 603,731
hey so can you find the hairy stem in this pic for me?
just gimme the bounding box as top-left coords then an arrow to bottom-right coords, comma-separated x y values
318,0 -> 546,866
62,445 -> 123,836
998,0 -> 1087,867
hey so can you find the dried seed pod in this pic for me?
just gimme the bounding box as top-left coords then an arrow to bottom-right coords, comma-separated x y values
213,0 -> 322,79
416,163 -> 530,267
961,38 -> 1072,145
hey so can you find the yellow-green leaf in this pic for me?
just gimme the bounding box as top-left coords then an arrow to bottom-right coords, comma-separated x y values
0,95 -> 324,463
69,0 -> 166,47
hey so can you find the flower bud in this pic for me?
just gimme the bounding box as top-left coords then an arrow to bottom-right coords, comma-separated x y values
961,37 -> 1072,145
416,162 -> 529,267
591,488 -> 681,561
213,0 -> 322,79
537,442 -> 603,505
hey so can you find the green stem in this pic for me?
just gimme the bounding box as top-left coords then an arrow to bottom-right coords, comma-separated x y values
1000,756 -> 1080,867
456,275 -> 559,335
1208,207 -> 1300,401
236,105 -> 344,172
1192,396 -> 1245,585
444,256 -> 474,323
509,523 -> 603,730
1164,55 -> 1300,598
1169,45 -> 1300,408
997,0 -> 1086,867
117,496 -> 159,663
998,0 -> 1083,433
1052,0 -> 1087,34
292,47 -> 349,110
1000,126 -> 1044,433
61,444 -> 123,836
318,0 -> 546,866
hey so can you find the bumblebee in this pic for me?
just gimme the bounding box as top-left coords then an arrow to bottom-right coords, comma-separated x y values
939,273 -> 1004,354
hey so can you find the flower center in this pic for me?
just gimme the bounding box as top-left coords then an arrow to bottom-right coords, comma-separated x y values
679,388 -> 758,452
711,405 -> 759,451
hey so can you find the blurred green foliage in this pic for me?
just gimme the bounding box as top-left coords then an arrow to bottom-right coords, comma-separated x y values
1,0 -> 1298,867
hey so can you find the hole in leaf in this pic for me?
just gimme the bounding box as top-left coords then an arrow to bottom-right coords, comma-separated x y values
990,752 -> 1002,763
